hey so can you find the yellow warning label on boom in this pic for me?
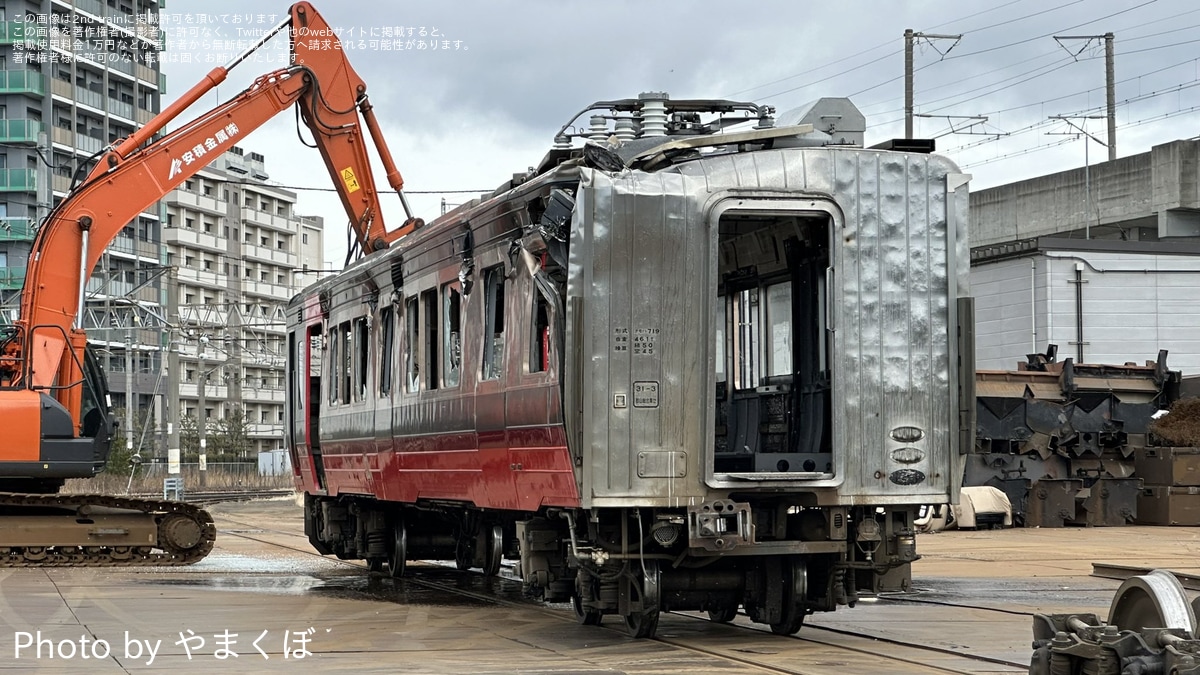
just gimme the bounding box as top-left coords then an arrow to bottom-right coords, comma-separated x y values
341,167 -> 361,193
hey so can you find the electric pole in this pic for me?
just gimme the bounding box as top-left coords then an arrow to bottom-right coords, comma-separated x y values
1048,114 -> 1108,239
905,29 -> 961,139
125,333 -> 133,461
1053,33 -> 1117,161
198,335 -> 208,488
1105,32 -> 1116,161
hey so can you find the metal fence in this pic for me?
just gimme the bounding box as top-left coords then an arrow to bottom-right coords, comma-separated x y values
67,462 -> 294,494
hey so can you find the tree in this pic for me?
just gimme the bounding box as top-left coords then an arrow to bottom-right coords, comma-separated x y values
108,406 -> 155,476
179,413 -> 200,461
210,406 -> 253,461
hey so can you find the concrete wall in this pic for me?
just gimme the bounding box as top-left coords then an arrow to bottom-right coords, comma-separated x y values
970,139 -> 1200,247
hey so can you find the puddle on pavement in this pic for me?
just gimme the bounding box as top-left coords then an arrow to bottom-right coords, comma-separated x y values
137,567 -> 503,608
881,576 -> 1114,607
183,552 -> 341,574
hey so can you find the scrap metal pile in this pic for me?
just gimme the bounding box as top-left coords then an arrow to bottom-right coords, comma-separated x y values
970,345 -> 1181,527
1031,570 -> 1200,675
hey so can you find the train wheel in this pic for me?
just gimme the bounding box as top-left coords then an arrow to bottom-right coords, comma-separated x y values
769,559 -> 808,636
624,608 -> 659,639
1109,569 -> 1196,633
572,593 -> 603,626
623,560 -> 661,638
708,605 -> 739,623
574,573 -> 603,626
454,538 -> 473,571
481,525 -> 503,577
388,520 -> 407,579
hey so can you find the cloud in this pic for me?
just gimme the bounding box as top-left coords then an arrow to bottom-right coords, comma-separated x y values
159,0 -> 1200,266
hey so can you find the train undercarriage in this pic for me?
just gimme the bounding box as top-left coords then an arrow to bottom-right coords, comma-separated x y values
303,494 -> 919,637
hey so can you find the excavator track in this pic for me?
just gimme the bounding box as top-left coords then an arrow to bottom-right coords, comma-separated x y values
0,493 -> 215,567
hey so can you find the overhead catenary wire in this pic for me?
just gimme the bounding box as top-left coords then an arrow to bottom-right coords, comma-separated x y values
219,180 -> 491,194
959,103 -> 1200,169
938,75 -> 1200,155
837,0 -> 1160,106
723,0 -> 1043,98
859,10 -> 1200,119
865,32 -> 1200,155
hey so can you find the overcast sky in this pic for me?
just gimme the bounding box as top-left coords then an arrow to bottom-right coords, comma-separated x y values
157,0 -> 1200,268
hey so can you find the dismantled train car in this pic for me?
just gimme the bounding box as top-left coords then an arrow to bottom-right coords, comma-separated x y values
285,93 -> 974,637
970,346 -> 1181,526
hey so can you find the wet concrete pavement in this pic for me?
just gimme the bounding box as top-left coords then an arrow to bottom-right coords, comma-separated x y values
0,497 -> 1196,674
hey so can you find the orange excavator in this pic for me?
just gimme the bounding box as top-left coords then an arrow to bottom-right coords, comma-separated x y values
0,2 -> 419,565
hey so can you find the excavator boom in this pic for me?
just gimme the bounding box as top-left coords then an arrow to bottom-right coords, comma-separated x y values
0,2 -> 416,566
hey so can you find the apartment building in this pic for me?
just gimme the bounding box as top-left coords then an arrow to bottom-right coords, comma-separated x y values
166,146 -> 320,457
296,213 -> 325,289
0,0 -> 164,425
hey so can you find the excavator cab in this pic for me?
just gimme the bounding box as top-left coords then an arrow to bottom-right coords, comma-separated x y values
0,341 -> 113,494
78,344 -> 115,472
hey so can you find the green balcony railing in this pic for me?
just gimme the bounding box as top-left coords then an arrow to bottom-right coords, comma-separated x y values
0,169 -> 38,193
0,21 -> 27,45
0,267 -> 26,291
0,120 -> 42,144
0,70 -> 46,97
0,218 -> 35,242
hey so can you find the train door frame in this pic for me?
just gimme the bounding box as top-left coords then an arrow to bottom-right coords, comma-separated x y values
706,197 -> 841,490
373,301 -> 397,461
304,321 -> 328,492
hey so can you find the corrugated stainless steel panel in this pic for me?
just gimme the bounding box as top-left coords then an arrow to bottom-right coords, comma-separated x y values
833,151 -> 959,501
573,170 -> 707,506
570,147 -> 968,507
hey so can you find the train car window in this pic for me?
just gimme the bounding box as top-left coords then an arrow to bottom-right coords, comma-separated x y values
481,266 -> 505,380
353,316 -> 368,401
328,324 -> 339,404
530,289 -> 550,373
765,282 -> 792,377
731,289 -> 759,390
379,306 -> 394,395
310,332 -> 324,379
422,289 -> 440,390
443,283 -> 461,388
339,321 -> 351,405
715,300 -> 726,384
405,296 -> 419,393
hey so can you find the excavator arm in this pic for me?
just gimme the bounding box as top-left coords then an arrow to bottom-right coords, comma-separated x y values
1,1 -> 418,483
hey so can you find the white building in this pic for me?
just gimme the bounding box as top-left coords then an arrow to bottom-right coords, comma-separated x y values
165,146 -> 324,457
972,238 -> 1200,374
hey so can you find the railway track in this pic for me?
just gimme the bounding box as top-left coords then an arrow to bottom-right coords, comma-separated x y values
128,488 -> 295,506
182,489 -> 294,505
214,514 -> 1031,675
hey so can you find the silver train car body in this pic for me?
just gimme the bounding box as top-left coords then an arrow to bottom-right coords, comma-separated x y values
289,95 -> 974,638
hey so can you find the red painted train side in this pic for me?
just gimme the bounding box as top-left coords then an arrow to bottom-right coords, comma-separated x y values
288,268 -> 580,512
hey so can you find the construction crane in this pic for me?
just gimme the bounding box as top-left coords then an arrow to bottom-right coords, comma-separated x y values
0,1 -> 419,566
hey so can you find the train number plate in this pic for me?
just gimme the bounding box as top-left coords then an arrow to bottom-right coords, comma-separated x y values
633,381 -> 659,408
